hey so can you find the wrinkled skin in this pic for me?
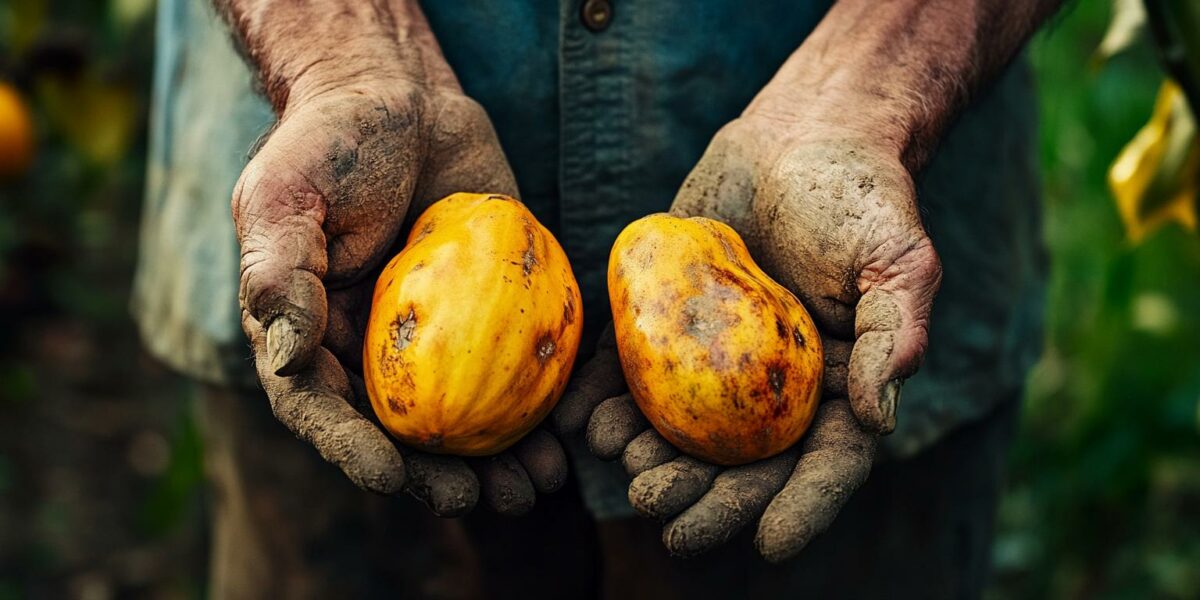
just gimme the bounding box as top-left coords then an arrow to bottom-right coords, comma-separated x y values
235,79 -> 568,516
552,114 -> 942,560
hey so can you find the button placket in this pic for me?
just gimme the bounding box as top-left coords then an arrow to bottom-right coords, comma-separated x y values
559,0 -> 630,322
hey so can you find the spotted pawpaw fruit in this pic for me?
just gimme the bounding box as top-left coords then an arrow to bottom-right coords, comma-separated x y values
364,193 -> 583,455
608,214 -> 822,465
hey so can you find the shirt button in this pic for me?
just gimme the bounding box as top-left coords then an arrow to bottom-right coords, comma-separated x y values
581,0 -> 613,32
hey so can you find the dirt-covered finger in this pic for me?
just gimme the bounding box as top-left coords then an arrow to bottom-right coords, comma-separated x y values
849,244 -> 940,434
754,400 -> 876,563
550,325 -> 627,435
234,162 -> 330,377
403,451 -> 480,517
662,450 -> 799,558
669,120 -> 759,233
586,394 -> 647,461
822,337 -> 851,398
244,312 -> 405,496
512,429 -> 569,494
323,286 -> 371,372
472,452 -> 537,516
622,429 -> 679,477
628,456 -> 720,521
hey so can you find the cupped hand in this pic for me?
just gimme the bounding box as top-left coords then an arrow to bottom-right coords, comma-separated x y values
235,77 -> 567,516
552,113 -> 941,560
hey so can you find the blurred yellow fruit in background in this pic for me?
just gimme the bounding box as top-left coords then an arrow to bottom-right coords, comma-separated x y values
0,82 -> 35,178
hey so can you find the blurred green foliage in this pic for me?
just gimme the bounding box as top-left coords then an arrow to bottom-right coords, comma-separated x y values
1,0 -> 205,597
992,2 -> 1200,598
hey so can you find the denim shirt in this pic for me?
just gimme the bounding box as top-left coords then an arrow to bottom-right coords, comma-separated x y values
135,0 -> 1045,519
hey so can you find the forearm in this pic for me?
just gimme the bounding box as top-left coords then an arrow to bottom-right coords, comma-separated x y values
213,0 -> 457,112
746,0 -> 1062,170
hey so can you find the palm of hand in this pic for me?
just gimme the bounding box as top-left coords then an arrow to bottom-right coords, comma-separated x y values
553,115 -> 942,560
235,83 -> 566,515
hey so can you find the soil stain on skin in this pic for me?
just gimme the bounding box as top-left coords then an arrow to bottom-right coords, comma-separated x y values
327,143 -> 357,181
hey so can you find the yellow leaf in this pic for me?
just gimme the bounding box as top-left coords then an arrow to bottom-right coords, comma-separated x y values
1109,80 -> 1199,243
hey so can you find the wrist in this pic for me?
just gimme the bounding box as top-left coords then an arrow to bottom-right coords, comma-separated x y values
222,0 -> 458,112
744,74 -> 935,174
277,47 -> 412,110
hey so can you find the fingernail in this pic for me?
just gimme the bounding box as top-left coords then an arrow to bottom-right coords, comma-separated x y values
267,316 -> 301,376
880,379 -> 902,432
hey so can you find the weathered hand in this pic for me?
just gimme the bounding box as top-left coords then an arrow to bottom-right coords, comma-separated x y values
235,77 -> 567,516
552,113 -> 941,560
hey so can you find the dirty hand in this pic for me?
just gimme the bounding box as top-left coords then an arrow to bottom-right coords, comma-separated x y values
552,0 -> 1064,560
230,4 -> 567,515
552,109 -> 941,559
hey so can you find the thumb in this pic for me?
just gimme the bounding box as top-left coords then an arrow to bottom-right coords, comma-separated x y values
849,239 -> 941,433
233,158 -> 330,377
668,122 -> 757,231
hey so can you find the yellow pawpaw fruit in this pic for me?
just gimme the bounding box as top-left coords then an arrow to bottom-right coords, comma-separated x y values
364,193 -> 583,455
609,214 -> 822,466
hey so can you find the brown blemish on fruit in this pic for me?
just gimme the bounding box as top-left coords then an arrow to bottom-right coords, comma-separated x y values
410,262 -> 424,272
680,294 -> 739,345
522,228 -> 538,276
707,266 -> 757,296
768,366 -> 786,410
775,317 -> 788,339
413,221 -> 435,243
387,395 -> 407,415
737,352 -> 754,370
393,308 -> 416,351
793,327 -> 806,347
563,290 -> 576,325
731,393 -> 745,411
535,335 -> 556,364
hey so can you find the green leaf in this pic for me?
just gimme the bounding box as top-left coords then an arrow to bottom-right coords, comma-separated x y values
1145,0 -> 1200,111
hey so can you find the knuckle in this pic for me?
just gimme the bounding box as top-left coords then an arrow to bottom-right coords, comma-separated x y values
431,93 -> 493,139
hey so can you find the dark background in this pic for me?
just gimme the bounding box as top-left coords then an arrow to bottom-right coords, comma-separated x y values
0,1 -> 1197,598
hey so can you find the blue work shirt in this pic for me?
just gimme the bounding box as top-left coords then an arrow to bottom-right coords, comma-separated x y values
135,0 -> 1045,519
